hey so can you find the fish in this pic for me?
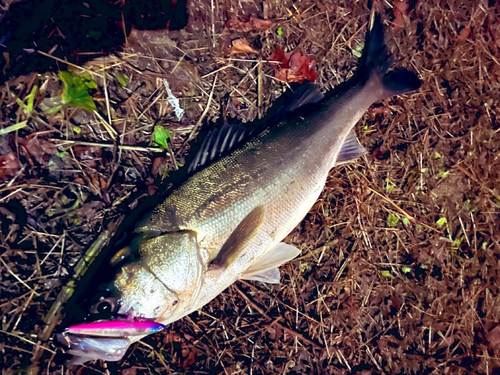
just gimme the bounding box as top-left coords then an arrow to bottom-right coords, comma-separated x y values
55,12 -> 421,365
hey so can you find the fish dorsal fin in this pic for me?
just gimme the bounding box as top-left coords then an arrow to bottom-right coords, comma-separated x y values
187,121 -> 250,175
271,82 -> 324,122
188,83 -> 324,175
335,129 -> 368,166
211,205 -> 266,269
242,242 -> 300,282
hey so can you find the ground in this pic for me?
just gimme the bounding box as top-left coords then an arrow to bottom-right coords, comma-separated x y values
1,0 -> 500,374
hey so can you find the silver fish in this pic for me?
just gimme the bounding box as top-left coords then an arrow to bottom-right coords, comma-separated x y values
56,12 -> 421,365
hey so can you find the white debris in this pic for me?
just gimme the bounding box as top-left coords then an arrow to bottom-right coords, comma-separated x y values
163,79 -> 185,121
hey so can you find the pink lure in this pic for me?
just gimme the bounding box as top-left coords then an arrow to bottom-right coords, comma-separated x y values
66,319 -> 165,337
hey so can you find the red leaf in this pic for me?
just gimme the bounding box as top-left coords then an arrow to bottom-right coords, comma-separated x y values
268,47 -> 318,83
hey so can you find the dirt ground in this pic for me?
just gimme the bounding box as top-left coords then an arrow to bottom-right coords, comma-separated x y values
1,0 -> 500,374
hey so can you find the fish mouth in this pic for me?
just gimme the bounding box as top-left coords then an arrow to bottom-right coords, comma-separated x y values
57,332 -> 132,365
56,318 -> 165,365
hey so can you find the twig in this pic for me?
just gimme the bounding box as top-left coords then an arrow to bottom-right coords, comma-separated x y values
183,74 -> 218,145
0,256 -> 40,296
37,50 -> 104,78
0,330 -> 55,354
457,164 -> 500,202
234,284 -> 324,350
366,186 -> 437,232
50,139 -> 165,153
93,110 -> 118,140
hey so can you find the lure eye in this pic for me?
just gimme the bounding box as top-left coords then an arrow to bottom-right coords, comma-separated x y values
90,296 -> 117,316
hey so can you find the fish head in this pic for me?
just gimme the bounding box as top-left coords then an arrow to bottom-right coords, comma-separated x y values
56,231 -> 205,365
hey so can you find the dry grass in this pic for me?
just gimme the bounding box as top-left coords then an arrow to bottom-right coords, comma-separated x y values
1,0 -> 500,374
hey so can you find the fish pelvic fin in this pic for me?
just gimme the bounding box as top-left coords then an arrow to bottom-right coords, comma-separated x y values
241,242 -> 301,284
357,12 -> 421,99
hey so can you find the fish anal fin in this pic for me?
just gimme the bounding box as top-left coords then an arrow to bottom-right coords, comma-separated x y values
335,129 -> 367,166
211,205 -> 266,270
242,242 -> 300,283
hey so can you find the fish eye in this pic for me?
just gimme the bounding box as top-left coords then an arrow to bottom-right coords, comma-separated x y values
90,296 -> 117,316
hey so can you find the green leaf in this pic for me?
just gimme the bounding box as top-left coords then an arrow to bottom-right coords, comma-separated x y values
438,170 -> 449,179
380,270 -> 393,278
436,217 -> 447,227
58,71 -> 97,111
402,217 -> 410,226
352,42 -> 364,58
387,213 -> 400,228
385,180 -> 395,193
401,266 -> 411,274
115,73 -> 129,87
277,27 -> 283,36
44,104 -> 63,115
24,85 -> 38,113
152,125 -> 171,150
87,29 -> 103,40
0,121 -> 27,135
15,85 -> 38,114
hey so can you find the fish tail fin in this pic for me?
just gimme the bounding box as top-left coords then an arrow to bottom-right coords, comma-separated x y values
357,11 -> 421,98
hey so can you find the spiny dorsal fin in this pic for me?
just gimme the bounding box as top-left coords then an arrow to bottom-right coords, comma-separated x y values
187,82 -> 324,175
187,121 -> 249,175
335,129 -> 368,166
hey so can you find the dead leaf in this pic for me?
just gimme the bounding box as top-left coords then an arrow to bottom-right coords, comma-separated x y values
268,47 -> 318,83
230,38 -> 258,54
458,27 -> 471,44
152,156 -> 168,176
226,16 -> 273,32
0,152 -> 22,180
181,348 -> 197,368
392,0 -> 409,31
19,135 -> 56,165
369,105 -> 392,115
487,325 -> 500,347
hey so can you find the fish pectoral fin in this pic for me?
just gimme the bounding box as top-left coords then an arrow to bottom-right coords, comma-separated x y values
210,205 -> 266,270
241,242 -> 301,283
241,268 -> 280,284
335,129 -> 368,166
